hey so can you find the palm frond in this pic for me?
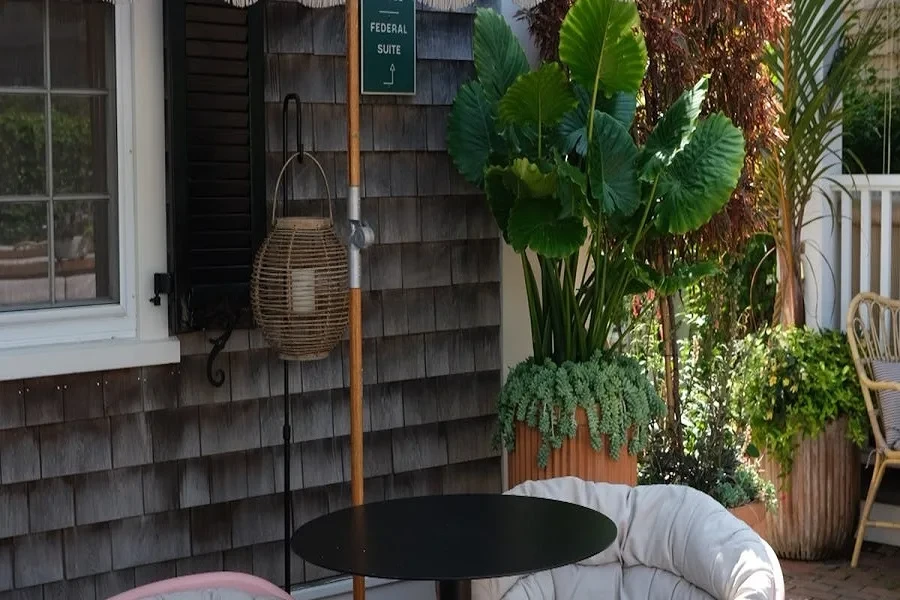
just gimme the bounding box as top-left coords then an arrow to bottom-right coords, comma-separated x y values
760,0 -> 893,325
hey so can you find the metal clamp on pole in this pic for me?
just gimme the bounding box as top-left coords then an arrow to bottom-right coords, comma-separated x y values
349,219 -> 375,250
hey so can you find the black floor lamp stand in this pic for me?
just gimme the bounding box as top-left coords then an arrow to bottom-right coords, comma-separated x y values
280,92 -> 302,594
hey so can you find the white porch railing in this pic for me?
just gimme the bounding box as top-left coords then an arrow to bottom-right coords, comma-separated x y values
828,175 -> 900,330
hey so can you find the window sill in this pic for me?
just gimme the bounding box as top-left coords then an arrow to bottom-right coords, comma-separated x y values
0,336 -> 181,382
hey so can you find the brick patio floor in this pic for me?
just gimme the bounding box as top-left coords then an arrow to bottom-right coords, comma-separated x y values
783,543 -> 900,599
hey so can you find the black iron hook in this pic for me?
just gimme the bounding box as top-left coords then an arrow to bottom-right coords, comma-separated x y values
206,309 -> 240,387
282,96 -> 302,156
282,94 -> 301,159
282,94 -> 302,220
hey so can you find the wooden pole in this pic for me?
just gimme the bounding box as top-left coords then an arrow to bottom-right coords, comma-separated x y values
346,0 -> 364,596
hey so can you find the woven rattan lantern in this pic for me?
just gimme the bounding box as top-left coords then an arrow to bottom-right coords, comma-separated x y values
251,152 -> 349,361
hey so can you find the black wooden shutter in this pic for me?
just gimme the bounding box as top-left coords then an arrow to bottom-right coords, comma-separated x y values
164,0 -> 266,333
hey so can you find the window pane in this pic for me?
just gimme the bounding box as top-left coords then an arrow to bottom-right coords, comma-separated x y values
0,0 -> 44,88
53,198 -> 117,303
0,202 -> 50,309
50,0 -> 114,90
52,95 -> 111,194
0,95 -> 47,196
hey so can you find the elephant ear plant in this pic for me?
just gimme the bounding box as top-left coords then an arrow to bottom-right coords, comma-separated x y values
447,0 -> 747,467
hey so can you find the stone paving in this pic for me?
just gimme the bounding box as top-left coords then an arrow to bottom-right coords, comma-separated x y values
783,543 -> 900,599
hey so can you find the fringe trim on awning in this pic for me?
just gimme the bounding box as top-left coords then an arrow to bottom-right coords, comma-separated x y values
505,0 -> 546,7
101,0 -> 492,10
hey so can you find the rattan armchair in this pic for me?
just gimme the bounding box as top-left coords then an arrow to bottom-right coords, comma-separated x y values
847,292 -> 900,567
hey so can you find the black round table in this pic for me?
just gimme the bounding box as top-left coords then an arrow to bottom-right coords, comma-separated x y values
290,493 -> 617,599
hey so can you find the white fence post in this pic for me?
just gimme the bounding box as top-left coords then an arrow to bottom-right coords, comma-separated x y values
880,190 -> 894,298
803,187 -> 840,329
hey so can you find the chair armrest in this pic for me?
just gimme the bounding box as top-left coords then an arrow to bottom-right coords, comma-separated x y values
865,379 -> 900,393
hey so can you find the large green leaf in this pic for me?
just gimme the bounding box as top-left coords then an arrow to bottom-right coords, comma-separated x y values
555,155 -> 588,219
500,122 -> 539,160
587,113 -> 640,216
600,256 -> 649,295
634,261 -> 720,296
597,91 -> 638,128
507,196 -> 587,257
560,86 -> 636,156
655,113 -> 746,234
484,166 -> 516,239
473,8 -> 530,103
447,81 -> 497,186
639,76 -> 709,181
483,158 -> 557,241
558,0 -> 647,98
499,63 -> 577,127
511,158 -> 557,198
559,109 -> 591,157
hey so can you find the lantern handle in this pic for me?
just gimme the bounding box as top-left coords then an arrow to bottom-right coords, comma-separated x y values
271,151 -> 333,226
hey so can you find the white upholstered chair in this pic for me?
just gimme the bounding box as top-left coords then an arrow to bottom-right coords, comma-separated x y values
472,477 -> 783,600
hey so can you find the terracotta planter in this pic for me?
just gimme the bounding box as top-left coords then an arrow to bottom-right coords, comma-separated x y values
728,501 -> 769,540
507,407 -> 637,488
760,416 -> 860,560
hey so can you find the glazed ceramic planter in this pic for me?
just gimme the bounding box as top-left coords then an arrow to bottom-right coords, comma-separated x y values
507,407 -> 637,488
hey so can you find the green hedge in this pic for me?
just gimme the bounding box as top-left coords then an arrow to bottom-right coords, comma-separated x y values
0,98 -> 101,245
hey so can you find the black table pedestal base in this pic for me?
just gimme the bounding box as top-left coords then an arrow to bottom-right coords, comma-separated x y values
438,580 -> 470,600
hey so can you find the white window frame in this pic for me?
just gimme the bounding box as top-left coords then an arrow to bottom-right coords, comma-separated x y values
0,1 -> 179,381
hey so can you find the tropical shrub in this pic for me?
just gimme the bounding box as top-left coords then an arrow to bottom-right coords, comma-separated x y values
759,0 -> 889,327
635,270 -> 775,510
520,0 -> 787,253
446,0 -> 747,366
732,326 -> 868,478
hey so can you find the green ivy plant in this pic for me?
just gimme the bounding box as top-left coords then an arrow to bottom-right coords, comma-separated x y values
732,326 -> 868,479
497,351 -> 666,467
446,0 -> 746,366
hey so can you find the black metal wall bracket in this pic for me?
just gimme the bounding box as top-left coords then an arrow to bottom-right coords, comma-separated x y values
150,272 -> 175,306
206,310 -> 240,387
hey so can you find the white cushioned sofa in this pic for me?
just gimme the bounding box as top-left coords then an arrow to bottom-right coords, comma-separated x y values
472,477 -> 784,600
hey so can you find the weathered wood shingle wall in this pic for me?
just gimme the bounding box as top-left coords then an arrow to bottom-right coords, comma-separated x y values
0,2 -> 500,597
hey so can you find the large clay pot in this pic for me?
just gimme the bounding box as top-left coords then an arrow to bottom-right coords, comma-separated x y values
507,407 -> 637,488
728,501 -> 769,541
760,416 -> 860,560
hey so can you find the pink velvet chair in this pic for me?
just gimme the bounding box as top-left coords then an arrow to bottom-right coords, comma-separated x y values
105,572 -> 294,600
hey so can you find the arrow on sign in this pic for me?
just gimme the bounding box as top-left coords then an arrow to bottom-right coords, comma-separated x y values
383,64 -> 395,87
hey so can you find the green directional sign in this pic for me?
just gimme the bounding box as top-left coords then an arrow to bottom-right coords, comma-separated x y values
361,0 -> 416,95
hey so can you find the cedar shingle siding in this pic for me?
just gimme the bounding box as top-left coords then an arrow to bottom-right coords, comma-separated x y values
0,1 -> 500,596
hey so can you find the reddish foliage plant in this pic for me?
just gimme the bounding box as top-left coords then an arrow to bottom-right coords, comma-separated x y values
522,0 -> 789,256
522,0 -> 789,443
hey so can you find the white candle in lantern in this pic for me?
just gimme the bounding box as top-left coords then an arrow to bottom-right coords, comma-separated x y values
290,268 -> 316,313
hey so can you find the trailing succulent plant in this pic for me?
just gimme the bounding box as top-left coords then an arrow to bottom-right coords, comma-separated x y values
497,352 -> 665,467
